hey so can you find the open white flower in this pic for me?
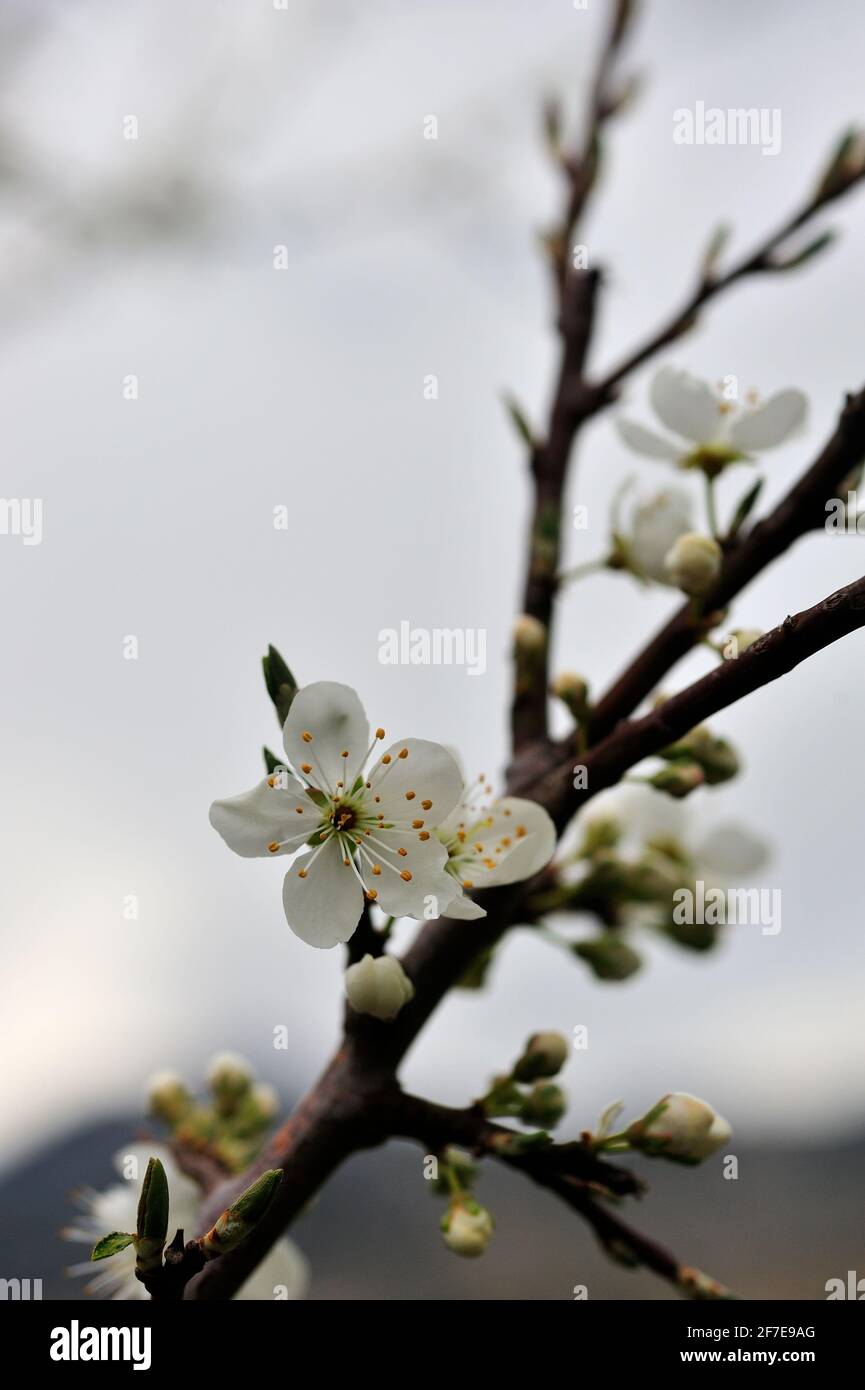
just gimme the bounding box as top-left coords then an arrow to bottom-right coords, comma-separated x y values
435,775 -> 557,920
210,682 -> 462,948
64,1145 -> 309,1301
617,366 -> 807,475
616,486 -> 695,584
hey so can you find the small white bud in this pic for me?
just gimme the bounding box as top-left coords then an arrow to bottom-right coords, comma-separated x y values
513,614 -> 547,655
145,1070 -> 189,1123
344,954 -> 415,1021
726,627 -> 762,656
206,1052 -> 253,1097
250,1081 -> 280,1120
663,533 -> 722,596
442,1201 -> 494,1258
630,1091 -> 732,1163
513,1031 -> 569,1081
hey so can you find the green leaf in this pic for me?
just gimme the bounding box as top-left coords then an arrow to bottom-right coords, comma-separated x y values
727,476 -> 764,537
501,392 -> 536,449
263,746 -> 282,775
90,1231 -> 134,1261
262,645 -> 298,728
769,230 -> 837,272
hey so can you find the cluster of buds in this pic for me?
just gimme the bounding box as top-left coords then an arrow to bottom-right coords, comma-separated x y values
429,1147 -> 495,1259
591,1092 -> 732,1166
147,1055 -> 279,1174
90,1155 -> 282,1288
646,722 -> 740,800
480,1032 -> 570,1129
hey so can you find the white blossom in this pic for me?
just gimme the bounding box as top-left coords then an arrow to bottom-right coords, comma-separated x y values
210,682 -> 462,947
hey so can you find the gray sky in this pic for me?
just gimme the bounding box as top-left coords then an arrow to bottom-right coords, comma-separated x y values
2,0 -> 865,1175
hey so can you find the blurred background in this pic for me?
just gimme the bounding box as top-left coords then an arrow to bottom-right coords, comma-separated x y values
1,0 -> 864,1299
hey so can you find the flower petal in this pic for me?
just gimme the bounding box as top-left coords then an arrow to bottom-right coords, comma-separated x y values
650,366 -> 720,444
696,822 -> 770,878
445,890 -> 488,920
283,682 -> 370,793
474,797 -> 557,887
369,738 -> 463,826
628,488 -> 694,583
210,776 -> 319,858
728,389 -> 807,451
282,837 -> 363,948
361,828 -> 458,918
616,416 -> 682,460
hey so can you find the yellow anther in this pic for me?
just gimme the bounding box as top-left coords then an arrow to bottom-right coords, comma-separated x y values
267,842 -> 280,853
462,879 -> 474,889
298,868 -> 308,879
301,731 -> 313,743
516,825 -> 527,838
341,749 -> 349,758
397,847 -> 408,857
376,727 -> 385,739
365,889 -> 378,901
301,763 -> 312,774
382,754 -> 392,765
372,865 -> 381,875
405,791 -> 416,801
421,799 -> 432,810
398,748 -> 409,759
412,819 -> 424,829
418,831 -> 430,841
400,869 -> 413,882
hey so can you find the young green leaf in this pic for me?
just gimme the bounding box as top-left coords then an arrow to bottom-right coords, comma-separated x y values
91,1231 -> 134,1261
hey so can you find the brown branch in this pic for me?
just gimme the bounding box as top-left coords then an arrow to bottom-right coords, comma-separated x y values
392,1091 -> 643,1198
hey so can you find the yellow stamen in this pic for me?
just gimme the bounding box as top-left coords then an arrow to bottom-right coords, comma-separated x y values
400,869 -> 412,882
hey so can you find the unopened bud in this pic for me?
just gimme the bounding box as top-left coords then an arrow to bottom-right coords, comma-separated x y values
134,1156 -> 170,1275
201,1169 -> 282,1259
441,1200 -> 494,1258
344,954 -> 414,1021
250,1081 -> 280,1121
663,533 -> 721,596
512,1031 -> 569,1082
573,934 -> 642,981
207,1053 -> 253,1114
550,671 -> 590,720
146,1070 -> 190,1126
628,1092 -> 731,1164
725,627 -> 762,657
518,1081 -> 567,1128
579,815 -> 621,856
648,761 -> 705,799
513,614 -> 547,657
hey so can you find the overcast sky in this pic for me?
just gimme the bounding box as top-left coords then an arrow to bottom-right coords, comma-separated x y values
2,0 -> 865,1177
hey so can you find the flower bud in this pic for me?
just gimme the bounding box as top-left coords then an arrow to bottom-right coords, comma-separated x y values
513,614 -> 547,656
579,815 -> 621,856
648,761 -> 705,799
206,1052 -> 253,1115
628,1092 -> 732,1164
249,1081 -> 280,1122
134,1156 -> 170,1275
663,533 -> 722,596
550,671 -> 590,720
201,1169 -> 282,1259
573,934 -> 642,981
512,1031 -> 569,1081
518,1081 -> 567,1128
344,954 -> 414,1021
146,1070 -> 190,1126
441,1200 -> 494,1258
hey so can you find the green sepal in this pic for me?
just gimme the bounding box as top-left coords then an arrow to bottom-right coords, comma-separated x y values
262,645 -> 298,728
